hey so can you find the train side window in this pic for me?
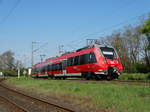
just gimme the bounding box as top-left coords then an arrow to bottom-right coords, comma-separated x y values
39,67 -> 42,72
85,54 -> 90,64
67,57 -> 74,66
67,58 -> 71,66
54,64 -> 56,71
52,64 -> 55,71
55,64 -> 57,71
32,68 -> 36,73
57,63 -> 62,71
80,54 -> 86,65
43,66 -> 47,72
36,67 -> 39,72
60,63 -> 62,70
41,66 -> 44,72
41,66 -> 45,72
80,54 -> 88,65
48,65 -> 52,71
89,52 -> 97,63
74,56 -> 79,65
62,60 -> 67,70
47,65 -> 50,71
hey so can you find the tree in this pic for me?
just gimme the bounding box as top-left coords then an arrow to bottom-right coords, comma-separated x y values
99,21 -> 150,73
141,15 -> 150,50
0,51 -> 15,70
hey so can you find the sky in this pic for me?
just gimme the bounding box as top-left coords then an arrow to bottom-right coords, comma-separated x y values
0,0 -> 150,67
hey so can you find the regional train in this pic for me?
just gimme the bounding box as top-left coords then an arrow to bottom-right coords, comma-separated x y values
32,44 -> 123,80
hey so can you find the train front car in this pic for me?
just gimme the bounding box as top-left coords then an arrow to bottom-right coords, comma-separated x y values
94,45 -> 123,80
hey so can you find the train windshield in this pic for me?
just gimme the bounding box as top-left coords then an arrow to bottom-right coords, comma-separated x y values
100,47 -> 117,59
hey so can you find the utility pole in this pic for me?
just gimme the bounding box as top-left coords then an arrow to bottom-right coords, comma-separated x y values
58,45 -> 64,55
86,39 -> 100,46
31,42 -> 48,67
31,41 -> 37,67
40,54 -> 46,62
17,61 -> 21,79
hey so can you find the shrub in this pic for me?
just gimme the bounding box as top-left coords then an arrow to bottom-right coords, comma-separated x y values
0,69 -> 17,76
119,73 -> 150,81
134,63 -> 149,73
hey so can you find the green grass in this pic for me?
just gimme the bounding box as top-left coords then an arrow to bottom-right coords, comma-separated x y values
119,73 -> 150,81
5,76 -> 150,112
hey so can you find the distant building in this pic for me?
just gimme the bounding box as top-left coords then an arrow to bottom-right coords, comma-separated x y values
0,72 -> 3,76
28,68 -> 32,75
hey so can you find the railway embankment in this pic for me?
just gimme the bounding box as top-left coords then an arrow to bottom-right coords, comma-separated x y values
0,75 -> 150,112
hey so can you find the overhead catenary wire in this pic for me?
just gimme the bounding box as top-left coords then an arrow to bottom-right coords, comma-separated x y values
66,0 -> 140,48
71,0 -> 137,38
0,0 -> 21,25
65,12 -> 148,50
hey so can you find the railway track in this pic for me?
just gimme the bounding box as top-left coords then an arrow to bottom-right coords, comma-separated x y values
0,95 -> 27,112
0,82 -> 75,112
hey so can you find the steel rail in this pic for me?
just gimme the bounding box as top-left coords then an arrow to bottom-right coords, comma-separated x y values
0,95 -> 28,112
0,83 -> 75,112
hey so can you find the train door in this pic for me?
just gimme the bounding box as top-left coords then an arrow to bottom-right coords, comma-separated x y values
62,59 -> 67,76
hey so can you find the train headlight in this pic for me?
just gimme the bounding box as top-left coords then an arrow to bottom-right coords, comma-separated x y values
98,69 -> 103,72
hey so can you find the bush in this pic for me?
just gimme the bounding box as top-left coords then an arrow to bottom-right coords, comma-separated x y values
119,73 -> 150,81
147,74 -> 150,80
134,63 -> 149,73
123,63 -> 149,73
0,69 -> 17,76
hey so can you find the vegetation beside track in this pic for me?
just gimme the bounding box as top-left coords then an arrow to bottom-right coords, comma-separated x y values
3,76 -> 150,112
119,73 -> 150,81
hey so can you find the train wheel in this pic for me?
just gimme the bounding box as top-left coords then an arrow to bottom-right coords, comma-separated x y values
106,75 -> 113,80
94,75 -> 101,80
36,75 -> 39,78
48,75 -> 53,79
62,77 -> 67,80
85,72 -> 92,80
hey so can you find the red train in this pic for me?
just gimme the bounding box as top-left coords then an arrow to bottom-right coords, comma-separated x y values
32,44 -> 123,80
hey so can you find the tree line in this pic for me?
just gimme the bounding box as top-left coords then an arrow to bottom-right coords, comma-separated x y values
99,14 -> 150,73
0,50 -> 22,76
0,14 -> 150,74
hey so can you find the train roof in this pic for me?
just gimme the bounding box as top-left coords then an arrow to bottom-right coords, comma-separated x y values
33,44 -> 114,67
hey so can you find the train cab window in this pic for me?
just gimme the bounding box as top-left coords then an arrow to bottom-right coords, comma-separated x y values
100,47 -> 117,59
89,53 -> 97,63
74,56 -> 79,65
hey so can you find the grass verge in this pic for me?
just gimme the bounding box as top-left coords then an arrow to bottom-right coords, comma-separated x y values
119,73 -> 150,81
4,76 -> 150,112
